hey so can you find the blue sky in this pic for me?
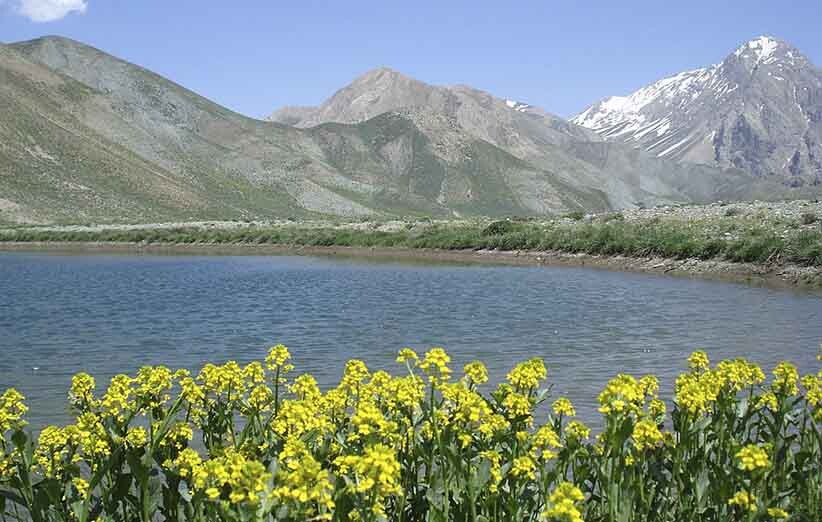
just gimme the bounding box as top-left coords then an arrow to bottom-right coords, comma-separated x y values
2,1 -> 821,119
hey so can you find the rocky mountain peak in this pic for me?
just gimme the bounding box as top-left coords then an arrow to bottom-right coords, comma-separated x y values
572,35 -> 822,185
724,35 -> 809,73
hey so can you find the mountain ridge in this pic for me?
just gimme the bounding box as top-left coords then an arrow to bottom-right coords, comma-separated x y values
1,35 -> 819,225
2,36 -> 611,223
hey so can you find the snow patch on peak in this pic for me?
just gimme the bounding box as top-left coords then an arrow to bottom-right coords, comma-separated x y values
505,99 -> 531,112
734,36 -> 782,63
572,66 -> 715,131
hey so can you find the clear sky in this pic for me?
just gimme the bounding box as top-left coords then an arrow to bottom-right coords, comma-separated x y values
1,1 -> 821,119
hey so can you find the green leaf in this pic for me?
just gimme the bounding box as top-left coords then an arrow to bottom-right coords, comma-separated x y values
0,488 -> 26,507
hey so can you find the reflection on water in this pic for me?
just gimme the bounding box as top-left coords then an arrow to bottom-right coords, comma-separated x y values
1,252 -> 820,428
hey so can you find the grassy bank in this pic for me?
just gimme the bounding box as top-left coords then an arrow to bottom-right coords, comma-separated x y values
1,346 -> 820,521
3,213 -> 822,267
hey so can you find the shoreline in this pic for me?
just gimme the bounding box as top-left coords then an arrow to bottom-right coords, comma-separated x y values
3,241 -> 821,289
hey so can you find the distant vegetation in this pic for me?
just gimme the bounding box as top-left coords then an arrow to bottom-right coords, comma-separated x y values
3,215 -> 822,267
0,346 -> 820,521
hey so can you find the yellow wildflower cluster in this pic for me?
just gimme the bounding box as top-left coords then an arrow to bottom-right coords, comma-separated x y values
735,444 -> 771,472
543,482 -> 585,522
676,353 -> 767,416
532,425 -> 562,461
552,397 -> 576,417
479,450 -> 502,493
417,347 -> 452,383
463,361 -> 489,385
0,388 -> 27,433
597,374 -> 647,416
728,490 -> 758,512
688,350 -> 710,371
507,358 -> 547,391
632,419 -> 664,451
1,346 -> 819,521
272,440 -> 334,519
510,455 -> 537,480
202,450 -> 271,505
334,444 -> 401,517
772,362 -> 799,396
265,344 -> 294,375
755,391 -> 779,412
564,421 -> 591,441
69,373 -> 96,409
135,365 -> 175,409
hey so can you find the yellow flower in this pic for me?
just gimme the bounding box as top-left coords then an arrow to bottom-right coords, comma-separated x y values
564,421 -> 590,441
772,362 -> 799,396
532,425 -> 562,461
100,375 -> 135,422
135,365 -> 174,409
266,344 -> 293,371
340,360 -> 371,389
632,419 -> 664,451
396,348 -> 418,364
34,426 -> 71,478
688,350 -> 710,371
639,375 -> 660,398
767,507 -> 789,519
463,361 -> 489,385
290,374 -> 322,401
271,399 -> 333,439
247,384 -> 274,412
458,433 -> 473,448
736,444 -> 770,472
273,442 -> 335,515
200,450 -> 271,506
73,413 -> 110,461
418,348 -> 452,383
125,426 -> 148,449
507,358 -> 547,391
543,482 -> 585,522
347,400 -> 398,443
755,391 -> 778,411
716,359 -> 765,391
69,373 -> 96,409
510,455 -> 536,480
728,490 -> 757,512
170,447 -> 203,479
0,388 -> 28,433
552,397 -> 576,417
502,391 -> 533,423
674,370 -> 722,416
243,361 -> 266,385
198,361 -> 248,398
803,374 -> 821,407
72,477 -> 90,500
477,413 -> 510,439
648,399 -> 666,420
157,421 -> 194,450
334,444 -> 401,517
598,374 -> 644,416
478,450 -> 502,492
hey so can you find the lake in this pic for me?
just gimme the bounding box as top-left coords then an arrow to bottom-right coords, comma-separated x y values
1,251 -> 821,429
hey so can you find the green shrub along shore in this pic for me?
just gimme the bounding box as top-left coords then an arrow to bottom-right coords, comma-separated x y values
2,217 -> 822,267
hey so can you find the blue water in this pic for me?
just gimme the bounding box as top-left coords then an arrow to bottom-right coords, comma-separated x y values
1,252 -> 820,428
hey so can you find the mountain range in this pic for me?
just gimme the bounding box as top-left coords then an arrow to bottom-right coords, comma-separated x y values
1,35 -> 819,224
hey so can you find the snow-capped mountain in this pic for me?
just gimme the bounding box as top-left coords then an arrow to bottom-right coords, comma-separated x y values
573,36 -> 822,186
